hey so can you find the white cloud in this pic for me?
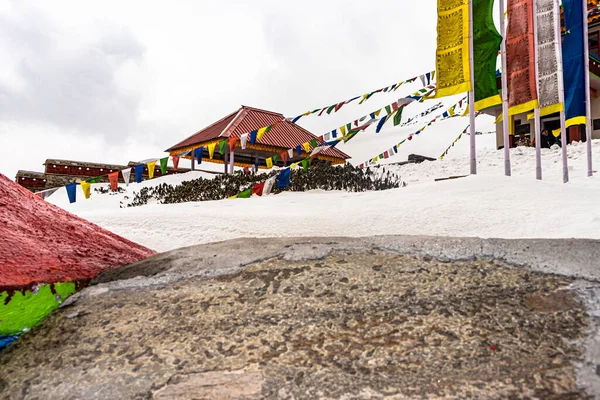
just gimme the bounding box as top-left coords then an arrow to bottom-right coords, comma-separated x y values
0,0 -> 453,180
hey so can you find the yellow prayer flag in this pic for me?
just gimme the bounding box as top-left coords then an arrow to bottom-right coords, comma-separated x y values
290,162 -> 301,169
434,0 -> 472,98
228,195 -> 238,200
552,128 -> 561,138
358,94 -> 369,105
374,109 -> 382,117
147,161 -> 157,179
340,126 -> 347,135
208,143 -> 216,159
372,157 -> 378,162
266,157 -> 273,168
448,106 -> 456,116
257,126 -> 268,140
80,181 -> 91,199
302,142 -> 310,152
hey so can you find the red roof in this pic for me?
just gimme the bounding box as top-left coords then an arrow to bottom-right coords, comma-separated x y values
166,106 -> 350,160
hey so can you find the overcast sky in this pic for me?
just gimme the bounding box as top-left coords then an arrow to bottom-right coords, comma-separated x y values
0,0 -> 449,179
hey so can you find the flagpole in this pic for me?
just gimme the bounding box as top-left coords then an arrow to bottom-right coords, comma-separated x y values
468,0 -> 477,175
583,0 -> 594,177
499,0 -> 511,176
533,0 -> 543,180
556,0 -> 569,183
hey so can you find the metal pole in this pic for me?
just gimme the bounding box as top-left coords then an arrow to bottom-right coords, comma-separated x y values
533,0 -> 542,180
191,151 -> 195,171
556,0 -> 569,183
468,0 -> 477,175
224,151 -> 228,175
583,0 -> 594,177
230,150 -> 235,174
499,0 -> 511,176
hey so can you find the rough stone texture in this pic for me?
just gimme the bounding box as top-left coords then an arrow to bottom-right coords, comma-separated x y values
1,236 -> 600,399
0,173 -> 155,288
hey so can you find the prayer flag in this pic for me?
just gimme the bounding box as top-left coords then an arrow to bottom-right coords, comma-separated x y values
108,171 -> 119,191
229,137 -> 237,152
563,0 -> 587,126
147,161 -> 157,179
240,133 -> 248,149
393,108 -> 403,126
208,143 -> 216,159
296,145 -> 302,156
66,183 -> 77,204
310,139 -> 318,148
252,182 -> 265,196
303,142 -> 310,152
159,157 -> 168,175
257,126 -> 268,140
302,158 -> 310,171
194,148 -> 204,164
281,151 -> 288,162
80,180 -> 91,199
172,155 -> 180,171
288,148 -> 294,159
250,130 -> 258,144
121,168 -> 132,186
273,154 -> 279,164
219,140 -> 227,155
266,157 -> 273,168
263,177 -> 276,195
472,0 -> 502,110
277,168 -> 291,188
238,188 -> 252,198
134,164 -> 144,183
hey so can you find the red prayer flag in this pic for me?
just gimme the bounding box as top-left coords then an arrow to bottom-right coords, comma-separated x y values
243,166 -> 250,174
271,120 -> 282,130
281,151 -> 288,162
334,101 -> 345,112
359,163 -> 364,169
318,107 -> 328,116
229,137 -> 238,152
252,182 -> 265,196
108,171 -> 119,191
172,155 -> 180,171
383,151 -> 389,159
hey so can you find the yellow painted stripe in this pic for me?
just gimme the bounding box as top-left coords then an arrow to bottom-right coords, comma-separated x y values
474,94 -> 501,111
566,116 -> 587,128
508,99 -> 539,116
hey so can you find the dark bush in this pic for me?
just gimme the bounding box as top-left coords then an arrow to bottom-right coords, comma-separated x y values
127,162 -> 402,207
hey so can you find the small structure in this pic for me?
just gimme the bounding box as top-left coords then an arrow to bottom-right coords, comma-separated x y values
15,159 -> 201,192
165,106 -> 350,173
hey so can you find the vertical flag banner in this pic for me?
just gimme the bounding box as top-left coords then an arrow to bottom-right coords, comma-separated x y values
134,164 -> 144,183
506,0 -> 539,115
121,168 -> 131,186
108,171 -> 119,191
472,0 -> 502,110
434,0 -> 471,98
562,0 -> 587,126
535,0 -> 563,116
159,157 -> 169,175
147,161 -> 157,179
65,183 -> 77,204
172,155 -> 180,171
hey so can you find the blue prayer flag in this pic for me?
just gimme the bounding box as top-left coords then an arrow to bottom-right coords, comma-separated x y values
250,130 -> 258,144
134,164 -> 144,183
195,147 -> 204,164
65,183 -> 77,204
331,129 -> 337,138
277,168 -> 291,188
376,117 -> 387,133
292,116 -> 302,123
296,145 -> 302,156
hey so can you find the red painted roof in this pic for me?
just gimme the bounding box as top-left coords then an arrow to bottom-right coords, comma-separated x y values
166,106 -> 350,160
0,173 -> 155,289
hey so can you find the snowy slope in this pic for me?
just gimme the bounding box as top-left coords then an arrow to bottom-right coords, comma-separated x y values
47,136 -> 600,252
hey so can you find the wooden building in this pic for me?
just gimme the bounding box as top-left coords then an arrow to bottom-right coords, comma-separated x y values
166,106 -> 350,173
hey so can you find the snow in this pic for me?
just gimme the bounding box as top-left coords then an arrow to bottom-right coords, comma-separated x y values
47,129 -> 600,252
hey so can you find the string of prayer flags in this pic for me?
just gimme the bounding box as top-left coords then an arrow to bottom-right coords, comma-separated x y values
122,168 -> 132,186
108,171 -> 119,191
87,177 -> 100,184
35,187 -> 59,200
159,157 -> 169,175
134,164 -> 144,183
290,71 -> 434,122
80,180 -> 91,199
194,148 -> 204,164
66,183 -> 77,204
147,161 -> 157,179
440,125 -> 470,160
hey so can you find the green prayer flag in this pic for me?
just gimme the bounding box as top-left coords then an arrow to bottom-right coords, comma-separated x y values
473,0 -> 502,109
326,104 -> 337,114
302,158 -> 310,171
87,177 -> 100,183
238,188 -> 252,198
379,153 -> 384,159
265,124 -> 273,133
273,154 -> 279,164
310,139 -> 318,148
393,108 -> 403,126
219,140 -> 227,155
385,105 -> 392,114
159,157 -> 169,174
346,123 -> 352,132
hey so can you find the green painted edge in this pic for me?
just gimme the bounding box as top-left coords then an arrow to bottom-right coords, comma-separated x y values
0,282 -> 77,335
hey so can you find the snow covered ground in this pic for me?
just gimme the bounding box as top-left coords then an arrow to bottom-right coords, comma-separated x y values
47,134 -> 600,252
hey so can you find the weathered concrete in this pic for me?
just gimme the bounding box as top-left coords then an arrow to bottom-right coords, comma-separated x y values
1,236 -> 600,399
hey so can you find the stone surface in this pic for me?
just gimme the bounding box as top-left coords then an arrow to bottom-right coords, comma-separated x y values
1,236 -> 600,399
